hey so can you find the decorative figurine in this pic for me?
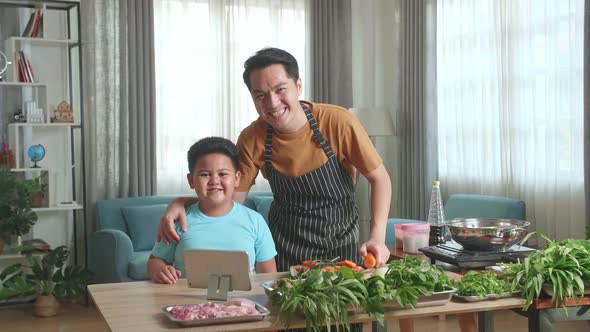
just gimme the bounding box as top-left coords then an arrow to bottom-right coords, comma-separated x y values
13,110 -> 26,123
50,101 -> 73,123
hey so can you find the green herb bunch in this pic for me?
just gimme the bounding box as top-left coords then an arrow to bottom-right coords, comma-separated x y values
269,264 -> 367,332
363,257 -> 453,324
501,233 -> 590,310
454,270 -> 511,297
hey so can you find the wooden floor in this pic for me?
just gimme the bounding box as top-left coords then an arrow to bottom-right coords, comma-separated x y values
0,302 -> 588,332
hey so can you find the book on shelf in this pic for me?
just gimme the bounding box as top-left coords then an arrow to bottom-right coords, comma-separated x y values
21,8 -> 44,38
21,12 -> 35,37
16,51 -> 34,83
17,58 -> 26,82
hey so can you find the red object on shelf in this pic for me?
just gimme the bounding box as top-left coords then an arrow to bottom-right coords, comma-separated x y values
30,9 -> 41,37
0,140 -> 16,168
18,58 -> 27,82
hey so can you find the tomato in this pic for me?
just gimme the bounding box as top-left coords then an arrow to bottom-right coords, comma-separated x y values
294,265 -> 310,272
302,260 -> 317,268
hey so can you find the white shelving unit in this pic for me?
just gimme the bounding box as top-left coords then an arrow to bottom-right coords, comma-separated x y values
0,0 -> 84,265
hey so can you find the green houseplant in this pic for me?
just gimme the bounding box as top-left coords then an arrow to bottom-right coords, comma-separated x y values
0,166 -> 38,254
20,173 -> 48,208
0,245 -> 93,317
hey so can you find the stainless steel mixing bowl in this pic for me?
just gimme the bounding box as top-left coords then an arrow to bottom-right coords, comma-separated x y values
446,218 -> 531,252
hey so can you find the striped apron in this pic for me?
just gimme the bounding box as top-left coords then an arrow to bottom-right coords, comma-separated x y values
265,104 -> 361,272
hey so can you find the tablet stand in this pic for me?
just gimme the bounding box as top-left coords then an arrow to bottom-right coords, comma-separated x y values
207,274 -> 232,300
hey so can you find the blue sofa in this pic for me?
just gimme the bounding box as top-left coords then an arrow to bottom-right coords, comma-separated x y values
88,192 -> 275,284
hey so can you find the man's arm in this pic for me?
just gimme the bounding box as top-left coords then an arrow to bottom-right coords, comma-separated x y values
359,164 -> 392,267
157,197 -> 197,245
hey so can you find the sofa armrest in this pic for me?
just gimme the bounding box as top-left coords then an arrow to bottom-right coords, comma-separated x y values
88,229 -> 135,284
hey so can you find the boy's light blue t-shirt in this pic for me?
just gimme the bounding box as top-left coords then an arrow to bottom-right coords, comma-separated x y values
151,202 -> 277,274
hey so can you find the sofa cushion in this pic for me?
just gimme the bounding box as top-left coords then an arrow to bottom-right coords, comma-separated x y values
247,196 -> 273,223
122,204 -> 168,251
128,250 -> 151,280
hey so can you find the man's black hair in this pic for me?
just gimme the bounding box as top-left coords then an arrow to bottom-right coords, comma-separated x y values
187,137 -> 239,173
242,47 -> 299,90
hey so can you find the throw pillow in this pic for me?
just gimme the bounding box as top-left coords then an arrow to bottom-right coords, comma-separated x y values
122,204 -> 168,251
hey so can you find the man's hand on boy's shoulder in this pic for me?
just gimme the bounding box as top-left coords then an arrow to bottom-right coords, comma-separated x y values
157,197 -> 194,245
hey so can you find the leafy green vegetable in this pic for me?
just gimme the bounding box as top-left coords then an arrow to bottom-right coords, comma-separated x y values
363,257 -> 454,324
269,265 -> 367,331
454,271 -> 511,297
501,233 -> 590,310
269,257 -> 454,330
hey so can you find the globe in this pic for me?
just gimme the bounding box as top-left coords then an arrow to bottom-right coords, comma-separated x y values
28,144 -> 45,168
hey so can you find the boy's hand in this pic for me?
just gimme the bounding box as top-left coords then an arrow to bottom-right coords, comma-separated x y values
157,198 -> 189,245
154,265 -> 182,284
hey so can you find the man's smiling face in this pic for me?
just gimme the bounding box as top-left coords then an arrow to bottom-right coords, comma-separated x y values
248,63 -> 304,133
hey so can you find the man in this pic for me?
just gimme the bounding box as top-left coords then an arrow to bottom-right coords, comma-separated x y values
157,47 -> 392,271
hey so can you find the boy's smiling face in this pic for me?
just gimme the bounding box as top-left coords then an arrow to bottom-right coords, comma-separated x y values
187,153 -> 240,210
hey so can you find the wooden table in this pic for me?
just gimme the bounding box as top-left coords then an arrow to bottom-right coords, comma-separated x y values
88,272 -> 525,332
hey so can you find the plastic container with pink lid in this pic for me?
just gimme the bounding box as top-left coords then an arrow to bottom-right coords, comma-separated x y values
394,224 -> 405,249
401,223 -> 430,253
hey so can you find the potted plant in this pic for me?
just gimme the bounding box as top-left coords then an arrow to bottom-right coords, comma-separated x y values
0,166 -> 37,254
0,245 -> 93,317
20,173 -> 48,208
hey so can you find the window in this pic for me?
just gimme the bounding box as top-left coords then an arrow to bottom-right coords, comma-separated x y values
436,0 -> 584,239
154,0 -> 307,194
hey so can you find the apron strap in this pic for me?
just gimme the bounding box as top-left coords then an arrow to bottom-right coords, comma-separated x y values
264,103 -> 335,175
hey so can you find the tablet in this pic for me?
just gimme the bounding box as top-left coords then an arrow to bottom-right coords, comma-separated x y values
184,249 -> 252,300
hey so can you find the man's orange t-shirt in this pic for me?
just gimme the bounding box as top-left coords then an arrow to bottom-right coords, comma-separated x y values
236,101 -> 383,192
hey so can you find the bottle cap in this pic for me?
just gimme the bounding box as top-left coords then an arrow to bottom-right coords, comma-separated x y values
432,180 -> 440,186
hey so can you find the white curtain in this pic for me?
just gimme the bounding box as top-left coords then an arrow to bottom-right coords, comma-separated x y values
153,0 -> 308,194
437,0 -> 585,240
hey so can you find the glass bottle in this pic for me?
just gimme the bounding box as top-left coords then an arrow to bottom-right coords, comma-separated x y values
427,180 -> 446,246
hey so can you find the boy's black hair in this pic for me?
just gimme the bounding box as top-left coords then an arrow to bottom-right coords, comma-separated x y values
187,137 -> 239,173
242,47 -> 299,90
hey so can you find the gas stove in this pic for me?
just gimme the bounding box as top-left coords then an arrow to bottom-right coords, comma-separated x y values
419,241 -> 536,270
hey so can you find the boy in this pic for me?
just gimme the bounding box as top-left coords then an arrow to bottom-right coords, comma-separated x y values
148,137 -> 277,284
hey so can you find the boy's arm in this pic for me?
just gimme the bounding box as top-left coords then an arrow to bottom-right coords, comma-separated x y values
255,258 -> 277,273
148,255 -> 181,284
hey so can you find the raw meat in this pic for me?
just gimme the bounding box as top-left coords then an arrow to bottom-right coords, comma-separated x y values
170,298 -> 260,321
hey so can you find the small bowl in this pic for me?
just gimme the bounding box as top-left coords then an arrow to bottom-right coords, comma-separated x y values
259,280 -> 277,296
446,218 -> 530,252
